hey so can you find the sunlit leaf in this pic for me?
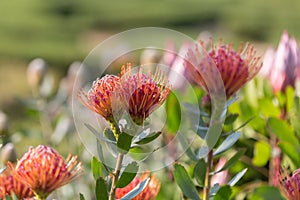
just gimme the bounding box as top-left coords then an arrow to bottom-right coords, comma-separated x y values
278,142 -> 300,166
116,162 -> 138,188
214,132 -> 241,156
247,186 -> 285,200
252,141 -> 271,167
166,92 -> 181,133
91,157 -> 102,180
173,163 -> 200,200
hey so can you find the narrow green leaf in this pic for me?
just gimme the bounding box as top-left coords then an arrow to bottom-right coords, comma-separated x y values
135,132 -> 161,145
116,162 -> 139,188
252,141 -> 271,167
194,159 -> 206,186
177,132 -> 198,161
213,185 -> 232,200
248,186 -> 285,200
117,132 -> 133,154
214,132 -> 241,156
224,113 -> 239,125
91,157 -> 102,180
258,98 -> 281,117
228,168 -> 247,186
173,163 -> 200,200
85,123 -> 116,144
96,177 -> 108,200
104,128 -> 116,142
268,118 -> 298,146
278,142 -> 300,166
120,178 -> 150,200
212,149 -> 246,175
79,193 -> 85,200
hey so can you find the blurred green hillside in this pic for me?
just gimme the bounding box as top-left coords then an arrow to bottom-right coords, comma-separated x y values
0,0 -> 300,68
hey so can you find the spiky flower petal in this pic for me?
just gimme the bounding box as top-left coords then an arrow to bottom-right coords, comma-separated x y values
117,63 -> 171,124
12,145 -> 82,199
278,167 -> 300,200
78,75 -> 120,122
185,39 -> 262,99
115,172 -> 160,200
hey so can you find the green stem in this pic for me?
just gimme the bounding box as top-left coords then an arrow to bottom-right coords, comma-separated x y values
203,150 -> 213,200
109,153 -> 124,200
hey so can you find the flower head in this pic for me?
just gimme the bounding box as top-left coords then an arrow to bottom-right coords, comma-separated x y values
0,165 -> 34,199
261,31 -> 300,92
115,172 -> 160,200
278,167 -> 300,200
117,63 -> 171,124
185,39 -> 262,99
78,75 -> 120,122
12,145 -> 82,199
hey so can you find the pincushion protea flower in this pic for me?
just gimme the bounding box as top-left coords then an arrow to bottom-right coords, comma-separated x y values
0,166 -> 34,199
115,172 -> 161,200
117,63 -> 171,125
261,31 -> 300,93
185,39 -> 262,99
78,74 -> 120,123
278,167 -> 300,200
11,145 -> 82,199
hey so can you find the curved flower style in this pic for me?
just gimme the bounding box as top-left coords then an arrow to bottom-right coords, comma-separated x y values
117,63 -> 171,125
278,167 -> 300,200
78,74 -> 120,122
115,172 -> 161,200
0,166 -> 34,199
261,31 -> 300,92
12,145 -> 82,199
185,39 -> 262,99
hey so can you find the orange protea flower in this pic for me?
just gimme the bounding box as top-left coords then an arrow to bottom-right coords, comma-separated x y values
117,63 -> 171,125
0,166 -> 34,199
115,172 -> 160,200
278,167 -> 300,200
78,74 -> 120,122
185,39 -> 262,99
12,145 -> 82,199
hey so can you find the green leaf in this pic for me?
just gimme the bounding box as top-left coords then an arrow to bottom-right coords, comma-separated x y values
79,193 -> 85,200
258,99 -> 280,117
96,177 -> 108,200
104,128 -> 116,142
177,132 -> 198,161
166,92 -> 181,133
173,163 -> 200,200
85,123 -> 116,144
120,178 -> 150,200
248,186 -> 285,200
252,141 -> 271,167
117,132 -> 133,154
213,185 -> 232,200
193,159 -> 206,186
91,157 -> 102,180
224,113 -> 239,125
268,118 -> 298,146
278,142 -> 300,166
286,86 -> 294,113
228,168 -> 247,186
116,162 -> 139,188
214,132 -> 241,156
134,131 -> 161,145
212,149 -> 246,175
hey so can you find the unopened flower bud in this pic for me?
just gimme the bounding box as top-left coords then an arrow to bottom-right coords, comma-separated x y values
27,58 -> 47,90
0,111 -> 9,134
0,143 -> 17,164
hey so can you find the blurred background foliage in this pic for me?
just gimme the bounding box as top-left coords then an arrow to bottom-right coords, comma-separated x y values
1,1 -> 300,199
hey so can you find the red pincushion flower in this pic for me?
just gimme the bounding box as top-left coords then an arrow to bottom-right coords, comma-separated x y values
78,74 -> 120,122
0,165 -> 34,199
117,63 -> 171,124
12,145 -> 82,199
185,39 -> 262,99
115,172 -> 161,200
278,168 -> 300,200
